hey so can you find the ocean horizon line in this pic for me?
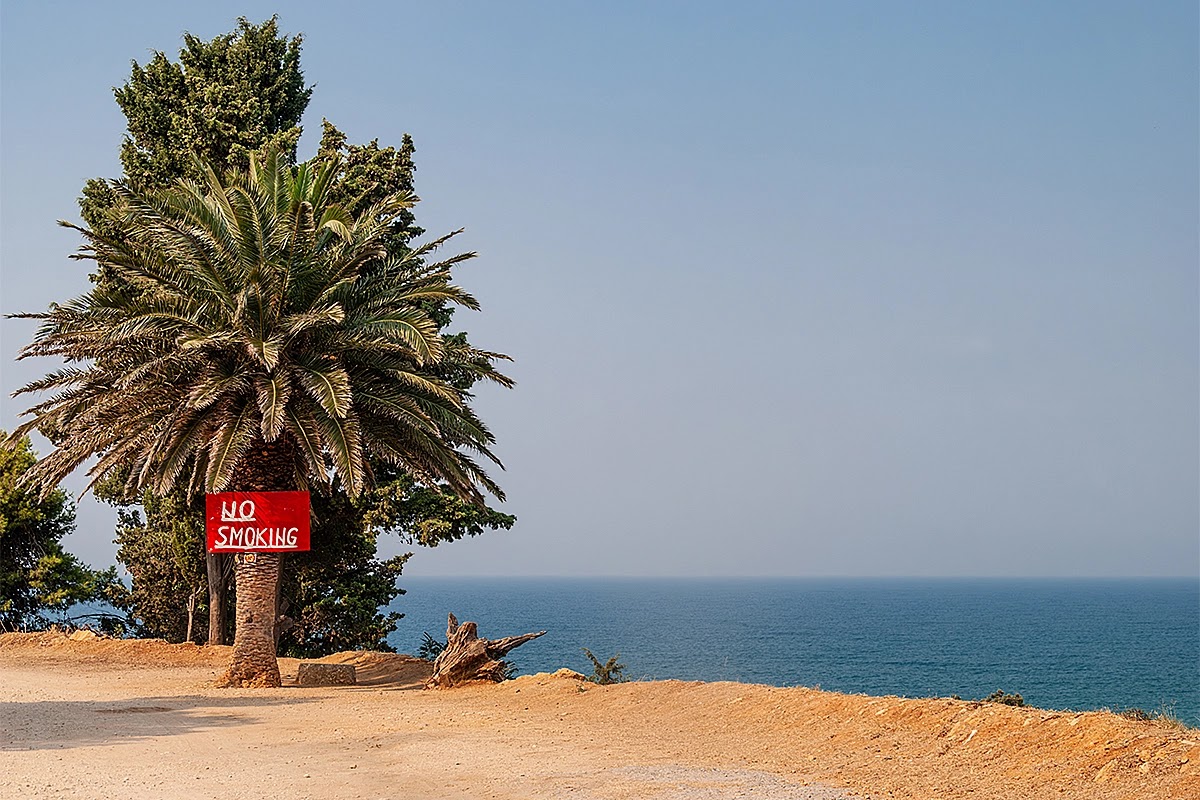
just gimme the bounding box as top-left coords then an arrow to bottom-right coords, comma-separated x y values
397,573 -> 1199,582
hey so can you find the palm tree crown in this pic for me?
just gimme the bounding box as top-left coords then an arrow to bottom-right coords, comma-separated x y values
12,149 -> 508,504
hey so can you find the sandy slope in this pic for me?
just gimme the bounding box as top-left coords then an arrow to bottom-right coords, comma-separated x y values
0,632 -> 1195,799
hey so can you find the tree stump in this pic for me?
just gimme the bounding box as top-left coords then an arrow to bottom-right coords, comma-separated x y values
426,613 -> 546,688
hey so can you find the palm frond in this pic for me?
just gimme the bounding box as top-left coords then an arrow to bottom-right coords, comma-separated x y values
283,405 -> 329,489
309,405 -> 363,498
11,144 -> 509,503
204,400 -> 260,492
294,359 -> 353,418
255,372 -> 292,441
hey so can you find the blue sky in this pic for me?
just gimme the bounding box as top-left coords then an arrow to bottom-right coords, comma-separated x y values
1,1 -> 1196,577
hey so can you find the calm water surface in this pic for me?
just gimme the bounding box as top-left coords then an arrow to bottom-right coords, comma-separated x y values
387,577 -> 1199,726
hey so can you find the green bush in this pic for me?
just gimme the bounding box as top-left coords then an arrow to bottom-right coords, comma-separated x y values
983,689 -> 1025,707
582,648 -> 627,685
417,632 -> 446,660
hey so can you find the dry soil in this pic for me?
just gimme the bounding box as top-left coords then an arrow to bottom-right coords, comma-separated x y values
1,632 -> 1195,799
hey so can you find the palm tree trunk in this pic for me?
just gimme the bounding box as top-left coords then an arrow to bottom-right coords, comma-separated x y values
217,553 -> 283,686
215,438 -> 294,688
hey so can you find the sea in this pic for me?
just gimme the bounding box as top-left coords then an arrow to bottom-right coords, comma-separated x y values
386,577 -> 1200,727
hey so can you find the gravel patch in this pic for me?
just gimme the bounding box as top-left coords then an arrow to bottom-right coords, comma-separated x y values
608,765 -> 861,799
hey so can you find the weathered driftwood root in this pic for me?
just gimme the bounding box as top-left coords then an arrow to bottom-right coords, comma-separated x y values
426,613 -> 546,688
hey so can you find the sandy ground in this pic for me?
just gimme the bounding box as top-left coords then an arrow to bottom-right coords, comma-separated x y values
1,633 -> 1196,800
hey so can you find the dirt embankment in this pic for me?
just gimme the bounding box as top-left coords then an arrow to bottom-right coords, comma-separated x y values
1,632 -> 1195,799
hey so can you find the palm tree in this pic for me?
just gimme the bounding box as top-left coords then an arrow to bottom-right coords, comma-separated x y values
10,149 -> 509,686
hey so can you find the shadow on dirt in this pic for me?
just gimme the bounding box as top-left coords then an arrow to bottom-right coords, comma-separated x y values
0,694 -> 317,751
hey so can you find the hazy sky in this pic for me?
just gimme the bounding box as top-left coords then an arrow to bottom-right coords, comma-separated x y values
1,1 -> 1196,578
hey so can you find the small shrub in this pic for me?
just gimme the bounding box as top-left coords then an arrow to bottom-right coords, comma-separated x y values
417,632 -> 446,661
582,647 -> 627,685
1147,703 -> 1189,730
1119,707 -> 1153,722
983,689 -> 1025,707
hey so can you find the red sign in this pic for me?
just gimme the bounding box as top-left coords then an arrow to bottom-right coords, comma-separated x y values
205,491 -> 311,553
